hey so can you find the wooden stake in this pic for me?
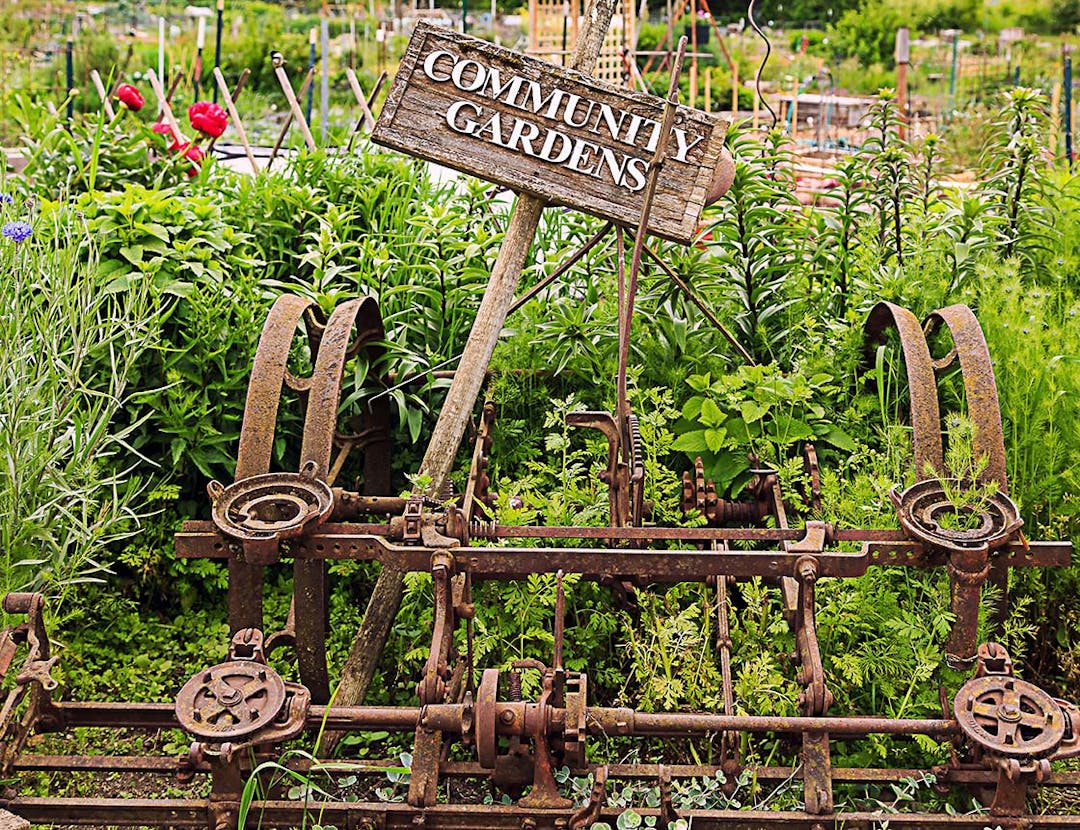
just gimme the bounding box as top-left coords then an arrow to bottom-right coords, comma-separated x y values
267,68 -> 315,169
345,67 -> 376,131
704,67 -> 711,112
89,69 -> 116,119
275,64 -> 317,150
213,67 -> 259,174
147,68 -> 188,146
328,0 -> 622,733
790,75 -> 799,141
1051,80 -> 1062,158
731,60 -> 738,118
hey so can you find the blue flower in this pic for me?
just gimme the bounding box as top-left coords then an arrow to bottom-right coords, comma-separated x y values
0,194 -> 12,204
1,221 -> 32,242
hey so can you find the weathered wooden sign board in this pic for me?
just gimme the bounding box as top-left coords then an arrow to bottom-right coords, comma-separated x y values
372,23 -> 728,244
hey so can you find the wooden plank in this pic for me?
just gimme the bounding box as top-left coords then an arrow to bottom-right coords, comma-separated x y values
372,23 -> 727,244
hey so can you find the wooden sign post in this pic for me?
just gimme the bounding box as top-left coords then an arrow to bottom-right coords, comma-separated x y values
332,0 -> 728,724
373,23 -> 727,243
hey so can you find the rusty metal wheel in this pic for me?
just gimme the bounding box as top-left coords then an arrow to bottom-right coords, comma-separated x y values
176,660 -> 288,741
954,674 -> 1065,759
476,668 -> 500,769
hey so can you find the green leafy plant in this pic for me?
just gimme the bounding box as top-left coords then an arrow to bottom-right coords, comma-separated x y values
673,367 -> 855,496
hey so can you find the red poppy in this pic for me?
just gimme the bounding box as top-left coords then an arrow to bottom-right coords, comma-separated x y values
115,83 -> 145,111
171,141 -> 206,177
187,101 -> 228,138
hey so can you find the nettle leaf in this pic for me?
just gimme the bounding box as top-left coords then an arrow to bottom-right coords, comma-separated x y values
704,427 -> 727,453
819,425 -> 857,452
681,395 -> 704,421
699,398 -> 725,427
739,400 -> 769,423
672,430 -> 710,453
767,413 -> 815,445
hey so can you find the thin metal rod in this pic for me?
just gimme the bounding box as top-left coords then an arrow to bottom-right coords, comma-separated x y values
643,244 -> 755,364
617,37 -> 687,424
367,222 -> 614,403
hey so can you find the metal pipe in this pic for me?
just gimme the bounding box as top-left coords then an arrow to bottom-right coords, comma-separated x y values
212,0 -> 224,103
1065,52 -> 1073,171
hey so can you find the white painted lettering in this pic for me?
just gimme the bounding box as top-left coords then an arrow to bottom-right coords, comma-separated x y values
567,137 -> 600,175
506,117 -> 541,154
538,128 -> 573,164
422,50 -> 457,83
451,59 -> 487,92
446,100 -> 482,133
672,128 -> 706,162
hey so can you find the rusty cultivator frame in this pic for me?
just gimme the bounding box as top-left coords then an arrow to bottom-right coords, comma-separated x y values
0,287 -> 1078,828
1,35 -> 1078,830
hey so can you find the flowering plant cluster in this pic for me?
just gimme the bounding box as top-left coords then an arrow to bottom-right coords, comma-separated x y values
1,194 -> 31,244
113,83 -> 229,178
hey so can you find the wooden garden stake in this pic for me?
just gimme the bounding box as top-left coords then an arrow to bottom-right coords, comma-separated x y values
267,67 -> 315,169
89,70 -> 116,119
328,0 -> 623,733
274,60 -> 317,150
206,68 -> 249,155
147,68 -> 188,146
345,68 -> 376,131
213,67 -> 259,174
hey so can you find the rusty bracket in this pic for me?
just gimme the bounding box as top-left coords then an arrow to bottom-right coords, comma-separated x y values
569,765 -> 608,829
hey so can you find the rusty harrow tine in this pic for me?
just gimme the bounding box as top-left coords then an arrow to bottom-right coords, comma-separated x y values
226,295 -> 315,632
290,298 -> 367,703
864,302 -> 944,477
923,304 -> 1008,491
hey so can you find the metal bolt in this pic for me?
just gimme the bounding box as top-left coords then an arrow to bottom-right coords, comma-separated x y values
500,709 -> 515,724
521,820 -> 536,830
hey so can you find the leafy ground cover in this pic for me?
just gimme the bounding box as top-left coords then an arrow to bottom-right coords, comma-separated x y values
2,79 -> 1080,815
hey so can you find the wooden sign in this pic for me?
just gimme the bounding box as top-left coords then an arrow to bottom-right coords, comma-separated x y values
372,23 -> 728,244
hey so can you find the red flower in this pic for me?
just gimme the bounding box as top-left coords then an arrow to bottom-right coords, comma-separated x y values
151,121 -> 176,142
187,101 -> 228,138
171,141 -> 206,177
115,83 -> 145,111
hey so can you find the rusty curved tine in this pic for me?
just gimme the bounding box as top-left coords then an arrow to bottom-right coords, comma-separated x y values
351,298 -> 393,496
230,294 -> 317,633
924,304 -> 1011,634
294,298 -> 366,704
863,302 -> 944,480
923,304 -> 1009,493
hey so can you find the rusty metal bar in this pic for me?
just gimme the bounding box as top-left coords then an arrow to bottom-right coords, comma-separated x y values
10,799 -> 1080,829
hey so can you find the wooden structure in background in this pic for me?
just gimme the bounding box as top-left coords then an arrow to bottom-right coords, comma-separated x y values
528,0 -> 634,86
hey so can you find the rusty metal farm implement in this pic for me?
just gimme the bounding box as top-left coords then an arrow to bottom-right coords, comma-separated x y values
2,16 -> 1079,830
0,287 -> 1077,828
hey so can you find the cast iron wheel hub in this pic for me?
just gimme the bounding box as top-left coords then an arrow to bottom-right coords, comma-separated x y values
954,674 -> 1065,759
176,660 -> 288,741
892,478 -> 1022,555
